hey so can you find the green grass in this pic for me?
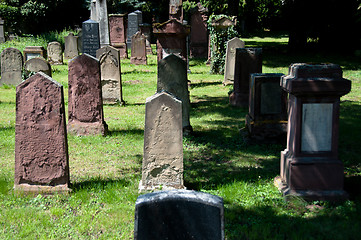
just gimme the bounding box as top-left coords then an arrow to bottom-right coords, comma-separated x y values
1,32 -> 361,239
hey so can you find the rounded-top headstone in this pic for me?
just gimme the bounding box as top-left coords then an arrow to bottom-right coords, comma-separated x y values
0,47 -> 23,86
24,57 -> 52,77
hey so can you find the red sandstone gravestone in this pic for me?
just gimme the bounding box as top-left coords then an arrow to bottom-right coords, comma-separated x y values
67,54 -> 108,136
15,72 -> 70,194
109,14 -> 128,58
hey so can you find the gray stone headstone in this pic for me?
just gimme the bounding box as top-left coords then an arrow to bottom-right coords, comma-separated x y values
95,0 -> 110,47
96,46 -> 125,105
134,190 -> 225,240
130,31 -> 147,65
15,72 -> 70,194
157,54 -> 192,134
64,33 -> 79,59
24,57 -> 52,77
223,37 -> 245,85
134,10 -> 143,25
0,48 -> 23,86
82,19 -> 100,57
47,41 -> 63,65
67,54 -> 107,136
127,12 -> 141,49
140,91 -> 184,191
0,17 -> 5,43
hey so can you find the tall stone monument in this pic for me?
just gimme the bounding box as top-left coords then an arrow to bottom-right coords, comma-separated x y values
131,31 -> 147,65
157,54 -> 192,134
64,33 -> 79,59
96,46 -> 125,105
67,54 -> 108,136
109,14 -> 128,58
276,63 -> 351,201
95,0 -> 110,47
223,37 -> 245,85
0,48 -> 23,86
47,41 -> 63,65
82,19 -> 100,57
139,91 -> 184,191
127,11 -> 142,49
15,72 -> 70,194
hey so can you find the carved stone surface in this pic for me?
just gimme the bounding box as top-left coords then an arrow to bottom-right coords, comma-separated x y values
67,54 -> 107,136
131,31 -> 147,65
140,92 -> 184,191
0,48 -> 23,86
47,41 -> 63,65
15,72 -> 70,194
109,14 -> 128,58
82,19 -> 100,57
24,57 -> 52,77
127,12 -> 142,49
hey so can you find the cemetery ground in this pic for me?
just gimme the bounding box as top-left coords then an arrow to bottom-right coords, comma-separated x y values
1,31 -> 361,239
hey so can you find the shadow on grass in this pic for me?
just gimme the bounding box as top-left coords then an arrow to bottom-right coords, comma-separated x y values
190,81 -> 222,89
71,177 -> 135,192
107,128 -> 144,137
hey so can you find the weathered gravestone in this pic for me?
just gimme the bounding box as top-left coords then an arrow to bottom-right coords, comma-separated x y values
127,12 -> 142,49
0,48 -> 23,86
131,31 -> 147,65
134,190 -> 225,240
0,17 -> 5,43
47,41 -> 63,65
23,46 -> 46,61
14,72 -> 70,194
64,33 -> 79,59
96,46 -> 125,105
67,54 -> 108,136
139,23 -> 153,55
139,91 -> 184,191
24,57 -> 52,77
245,73 -> 287,141
157,54 -> 192,134
229,48 -> 262,107
276,63 -> 351,201
223,37 -> 245,85
189,3 -> 208,58
95,0 -> 110,47
109,14 -> 128,58
82,19 -> 100,57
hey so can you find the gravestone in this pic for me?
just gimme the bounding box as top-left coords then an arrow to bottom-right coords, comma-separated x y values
169,0 -> 183,21
0,48 -> 23,86
134,10 -> 143,25
139,92 -> 184,191
64,33 -> 79,59
95,0 -> 110,47
276,63 -> 351,201
109,14 -> 128,58
127,12 -> 142,49
47,41 -> 63,65
14,72 -> 70,194
24,57 -> 52,77
131,31 -> 147,65
189,3 -> 208,58
245,73 -> 287,140
82,19 -> 100,57
23,46 -> 46,61
139,23 -> 153,55
96,46 -> 125,105
157,54 -> 192,134
134,190 -> 225,240
67,54 -> 108,136
229,48 -> 262,107
90,0 -> 97,20
153,19 -> 190,62
0,17 -> 5,43
223,37 -> 245,85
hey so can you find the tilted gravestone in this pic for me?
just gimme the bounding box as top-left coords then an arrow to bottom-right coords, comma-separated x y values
67,54 -> 108,136
127,12 -> 142,49
24,57 -> 52,77
0,48 -> 23,86
47,41 -> 63,65
223,37 -> 245,86
139,91 -> 184,191
131,31 -> 147,65
229,48 -> 262,107
157,54 -> 192,134
96,46 -> 125,105
82,19 -> 100,57
64,33 -> 79,59
14,72 -> 71,194
109,14 -> 128,58
134,190 -> 225,240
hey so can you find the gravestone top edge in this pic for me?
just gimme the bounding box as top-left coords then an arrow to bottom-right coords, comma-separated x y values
71,53 -> 99,63
129,12 -> 138,16
83,19 -> 99,24
145,91 -> 182,104
17,72 -> 62,89
251,73 -> 284,79
109,13 -> 127,17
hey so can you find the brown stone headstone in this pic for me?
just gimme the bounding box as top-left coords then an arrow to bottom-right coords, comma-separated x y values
67,54 -> 108,136
139,23 -> 153,55
109,14 -> 128,59
131,31 -> 147,65
0,48 -> 23,86
15,72 -> 70,194
23,46 -> 46,61
189,3 -> 208,58
24,57 -> 52,77
64,33 -> 79,59
47,41 -> 63,65
96,46 -> 125,105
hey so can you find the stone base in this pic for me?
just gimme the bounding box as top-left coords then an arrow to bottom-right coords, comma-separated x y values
274,176 -> 348,201
103,98 -> 126,106
229,91 -> 248,107
14,183 -> 71,195
130,57 -> 147,65
67,121 -> 108,136
138,180 -> 186,193
223,79 -> 234,86
245,114 -> 287,141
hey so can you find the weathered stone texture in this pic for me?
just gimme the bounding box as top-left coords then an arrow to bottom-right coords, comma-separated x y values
131,31 -> 147,65
64,33 -> 79,59
47,41 -> 63,65
0,48 -> 23,86
24,57 -> 52,77
109,14 -> 128,58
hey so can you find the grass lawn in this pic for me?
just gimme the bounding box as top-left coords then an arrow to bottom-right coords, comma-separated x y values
0,32 -> 361,239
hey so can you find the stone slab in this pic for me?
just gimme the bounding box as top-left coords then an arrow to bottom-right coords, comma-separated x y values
0,48 -> 23,86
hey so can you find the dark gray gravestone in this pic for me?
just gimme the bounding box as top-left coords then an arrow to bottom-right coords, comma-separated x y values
127,12 -> 141,49
82,19 -> 100,57
134,190 -> 225,240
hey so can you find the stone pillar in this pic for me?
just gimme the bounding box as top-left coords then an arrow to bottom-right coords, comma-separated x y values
229,48 -> 262,107
276,63 -> 351,201
245,73 -> 287,141
95,0 -> 110,47
223,37 -> 245,85
15,72 -> 71,194
109,14 -> 128,58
